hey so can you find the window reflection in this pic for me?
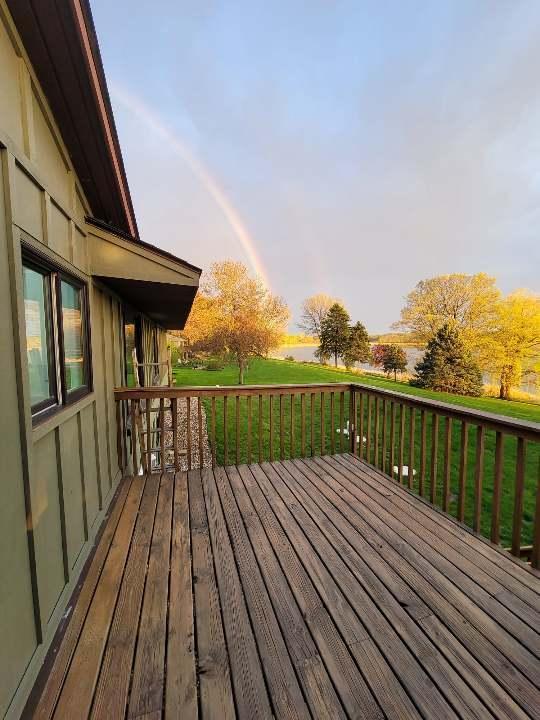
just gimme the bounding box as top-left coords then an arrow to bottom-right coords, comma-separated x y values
61,280 -> 85,392
23,266 -> 54,407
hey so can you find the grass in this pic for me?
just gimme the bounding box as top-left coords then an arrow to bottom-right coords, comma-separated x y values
174,357 -> 540,547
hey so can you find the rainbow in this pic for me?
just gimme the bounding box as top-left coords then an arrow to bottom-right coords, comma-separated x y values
111,84 -> 271,290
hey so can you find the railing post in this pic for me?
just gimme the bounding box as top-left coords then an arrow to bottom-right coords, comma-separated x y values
350,387 -> 358,455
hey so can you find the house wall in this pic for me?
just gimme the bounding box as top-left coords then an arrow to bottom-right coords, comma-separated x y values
0,4 -> 144,716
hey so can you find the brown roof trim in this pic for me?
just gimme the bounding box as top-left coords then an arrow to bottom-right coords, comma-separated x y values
85,216 -> 202,275
6,0 -> 138,237
71,0 -> 137,236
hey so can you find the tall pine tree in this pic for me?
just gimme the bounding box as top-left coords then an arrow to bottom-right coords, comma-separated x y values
319,303 -> 350,367
413,324 -> 483,396
342,322 -> 371,369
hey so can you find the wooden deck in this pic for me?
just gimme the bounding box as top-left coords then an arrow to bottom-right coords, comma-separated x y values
27,454 -> 540,720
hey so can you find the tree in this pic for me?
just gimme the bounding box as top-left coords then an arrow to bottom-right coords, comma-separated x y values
342,322 -> 371,369
484,291 -> 540,399
383,345 -> 408,381
181,292 -> 220,347
186,261 -> 289,384
371,344 -> 389,368
394,273 -> 500,347
371,343 -> 408,380
298,294 -> 340,341
318,303 -> 350,367
412,324 -> 483,396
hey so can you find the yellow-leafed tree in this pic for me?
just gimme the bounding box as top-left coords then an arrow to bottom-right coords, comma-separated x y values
183,261 -> 289,384
394,273 -> 500,347
484,291 -> 540,399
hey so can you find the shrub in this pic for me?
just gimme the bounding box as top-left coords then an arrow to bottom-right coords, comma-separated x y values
412,324 -> 483,396
205,359 -> 225,371
284,355 -> 295,362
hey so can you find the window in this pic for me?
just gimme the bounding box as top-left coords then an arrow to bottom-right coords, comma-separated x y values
22,249 -> 91,420
22,264 -> 56,412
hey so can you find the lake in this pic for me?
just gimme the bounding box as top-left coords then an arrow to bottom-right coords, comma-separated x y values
273,344 -> 423,374
273,344 -> 539,396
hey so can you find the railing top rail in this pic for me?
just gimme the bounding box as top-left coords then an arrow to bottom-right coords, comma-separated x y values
113,381 -> 539,440
351,382 -> 540,440
113,382 -> 352,399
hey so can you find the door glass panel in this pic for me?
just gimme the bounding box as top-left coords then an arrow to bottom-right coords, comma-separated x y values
124,322 -> 136,387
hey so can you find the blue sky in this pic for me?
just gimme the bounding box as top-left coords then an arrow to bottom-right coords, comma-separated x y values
92,0 -> 540,331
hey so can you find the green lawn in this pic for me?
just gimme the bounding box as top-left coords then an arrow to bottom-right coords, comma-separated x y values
174,358 -> 540,547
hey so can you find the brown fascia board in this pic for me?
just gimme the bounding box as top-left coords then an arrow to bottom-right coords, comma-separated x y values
75,0 -> 138,235
86,216 -> 202,276
6,0 -> 138,237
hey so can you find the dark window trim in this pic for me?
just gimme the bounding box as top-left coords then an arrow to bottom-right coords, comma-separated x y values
21,257 -> 59,418
57,271 -> 92,404
21,247 -> 93,424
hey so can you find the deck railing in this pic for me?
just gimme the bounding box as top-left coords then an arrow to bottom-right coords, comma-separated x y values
114,382 -> 540,568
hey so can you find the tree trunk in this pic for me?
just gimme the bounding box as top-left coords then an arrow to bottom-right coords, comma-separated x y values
334,351 -> 338,367
394,369 -> 397,381
238,358 -> 245,385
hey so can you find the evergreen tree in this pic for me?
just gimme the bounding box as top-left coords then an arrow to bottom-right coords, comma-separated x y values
382,344 -> 408,381
342,322 -> 371,369
319,303 -> 351,367
413,324 -> 483,396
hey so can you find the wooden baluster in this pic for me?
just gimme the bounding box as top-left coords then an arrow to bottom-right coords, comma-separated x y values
198,397 -> 204,469
258,394 -> 263,463
116,400 -> 124,474
130,399 -> 138,475
408,407 -> 415,490
442,417 -> 452,512
374,397 -> 380,468
310,393 -> 315,456
366,395 -> 372,463
236,395 -> 240,465
339,391 -> 345,453
381,398 -> 387,474
531,455 -> 540,569
473,425 -> 485,533
398,405 -> 405,484
419,410 -> 427,496
145,398 -> 152,469
223,395 -> 228,466
280,394 -> 285,460
290,393 -> 295,458
301,393 -> 306,457
491,431 -> 503,544
350,390 -> 358,455
389,401 -> 396,478
247,395 -> 252,465
320,392 -> 325,455
358,392 -> 365,459
457,421 -> 468,522
511,437 -> 526,557
269,394 -> 274,462
330,392 -> 335,455
186,397 -> 192,471
211,396 -> 216,468
430,414 -> 439,504
160,398 -> 166,471
172,397 -> 179,471
137,400 -> 147,474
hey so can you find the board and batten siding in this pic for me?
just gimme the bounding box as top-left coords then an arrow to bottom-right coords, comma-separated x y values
0,3 -> 127,716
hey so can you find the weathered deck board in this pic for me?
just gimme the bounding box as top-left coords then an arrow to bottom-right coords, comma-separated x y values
25,456 -> 540,720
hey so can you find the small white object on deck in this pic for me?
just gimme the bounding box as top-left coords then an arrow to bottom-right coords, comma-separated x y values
393,465 -> 416,478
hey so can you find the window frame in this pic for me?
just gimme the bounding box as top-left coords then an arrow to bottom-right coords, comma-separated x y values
21,246 -> 93,423
56,271 -> 92,404
21,256 -> 59,418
